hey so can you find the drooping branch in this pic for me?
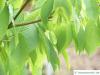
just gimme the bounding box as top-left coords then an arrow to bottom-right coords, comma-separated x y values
8,0 -> 31,29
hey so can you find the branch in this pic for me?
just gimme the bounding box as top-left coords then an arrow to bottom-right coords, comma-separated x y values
8,0 -> 31,29
8,16 -> 52,29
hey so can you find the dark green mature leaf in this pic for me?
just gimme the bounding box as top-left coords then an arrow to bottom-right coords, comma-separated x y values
0,5 -> 9,40
41,0 -> 54,24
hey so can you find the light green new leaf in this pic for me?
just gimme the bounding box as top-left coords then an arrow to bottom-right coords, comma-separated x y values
62,50 -> 70,70
54,24 -> 72,52
44,37 -> 60,70
54,0 -> 72,17
85,22 -> 98,55
0,0 -> 5,13
49,31 -> 57,45
75,0 -> 82,15
30,50 -> 37,66
71,0 -> 82,15
0,5 -> 9,40
30,48 -> 46,75
24,9 -> 40,22
77,27 -> 85,52
0,59 -> 6,75
41,0 -> 54,24
9,0 -> 23,9
38,27 -> 60,70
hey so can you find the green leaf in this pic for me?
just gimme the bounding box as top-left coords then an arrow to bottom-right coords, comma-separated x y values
75,0 -> 82,15
11,25 -> 39,64
83,0 -> 99,20
71,0 -> 82,15
30,50 -> 37,66
44,37 -> 60,70
54,0 -> 72,17
85,22 -> 98,55
24,9 -> 40,23
41,0 -> 54,24
0,59 -> 6,75
49,31 -> 57,45
62,50 -> 70,70
9,0 -> 23,9
38,27 -> 59,70
30,49 -> 46,75
54,23 -> 72,52
15,12 -> 24,23
19,25 -> 39,51
77,27 -> 85,52
8,25 -> 40,75
0,0 -> 5,13
0,5 -> 9,40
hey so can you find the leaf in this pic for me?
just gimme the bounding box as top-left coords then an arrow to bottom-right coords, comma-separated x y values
54,0 -> 72,17
0,59 -> 6,75
0,44 -> 8,73
0,0 -> 5,13
9,0 -> 23,9
30,49 -> 46,75
24,9 -> 40,23
84,22 -> 98,55
71,21 -> 80,52
54,23 -> 72,52
77,27 -> 85,52
9,25 -> 39,75
75,0 -> 82,15
49,31 -> 57,45
11,25 -> 39,64
41,0 -> 54,24
0,5 -> 9,40
15,12 -> 24,23
30,50 -> 37,66
38,27 -> 59,70
62,50 -> 70,70
83,0 -> 99,20
44,37 -> 60,70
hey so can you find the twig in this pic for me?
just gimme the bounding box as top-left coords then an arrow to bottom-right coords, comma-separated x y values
8,0 -> 31,29
8,16 -> 52,29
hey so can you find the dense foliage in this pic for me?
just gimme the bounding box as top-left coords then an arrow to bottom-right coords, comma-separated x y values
0,0 -> 99,75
